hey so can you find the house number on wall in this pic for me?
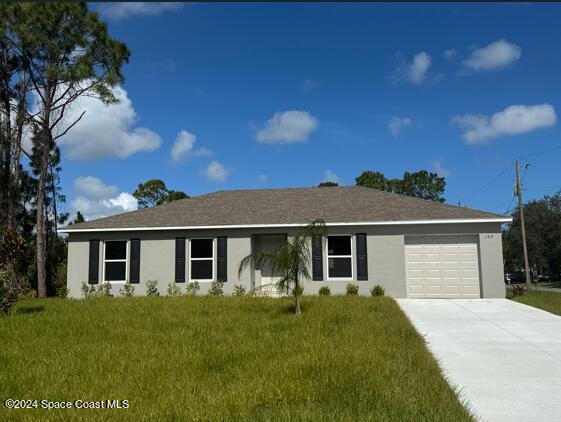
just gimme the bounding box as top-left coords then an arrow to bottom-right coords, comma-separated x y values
484,235 -> 494,239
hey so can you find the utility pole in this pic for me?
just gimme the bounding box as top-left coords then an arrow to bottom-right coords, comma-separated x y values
515,160 -> 531,288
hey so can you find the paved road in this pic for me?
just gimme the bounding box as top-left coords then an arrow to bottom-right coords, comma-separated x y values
397,299 -> 561,422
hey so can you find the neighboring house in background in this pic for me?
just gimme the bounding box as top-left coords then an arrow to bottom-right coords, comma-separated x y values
60,186 -> 510,299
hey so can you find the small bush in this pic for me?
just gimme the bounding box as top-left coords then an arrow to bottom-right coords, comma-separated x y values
370,284 -> 385,296
146,279 -> 160,296
233,284 -> 246,296
81,282 -> 112,299
208,280 -> 224,296
119,282 -> 135,297
319,286 -> 331,296
98,282 -> 112,298
346,283 -> 359,296
186,281 -> 200,296
505,290 -> 514,300
511,285 -> 526,297
81,282 -> 96,299
0,270 -> 18,316
56,286 -> 69,299
167,282 -> 182,297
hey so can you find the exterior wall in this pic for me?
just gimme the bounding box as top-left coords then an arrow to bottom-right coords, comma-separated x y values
66,222 -> 505,299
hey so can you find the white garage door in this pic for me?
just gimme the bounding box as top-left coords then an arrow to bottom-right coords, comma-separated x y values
405,235 -> 481,298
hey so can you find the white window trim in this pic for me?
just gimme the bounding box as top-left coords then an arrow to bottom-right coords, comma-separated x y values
102,240 -> 129,284
325,234 -> 354,281
188,238 -> 215,282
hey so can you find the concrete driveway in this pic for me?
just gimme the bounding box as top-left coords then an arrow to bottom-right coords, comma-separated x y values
397,299 -> 561,422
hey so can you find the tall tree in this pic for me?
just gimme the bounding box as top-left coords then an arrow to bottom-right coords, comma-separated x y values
356,169 -> 446,202
317,181 -> 339,187
503,191 -> 561,277
133,179 -> 189,208
238,220 -> 327,314
2,3 -> 130,297
400,170 -> 446,203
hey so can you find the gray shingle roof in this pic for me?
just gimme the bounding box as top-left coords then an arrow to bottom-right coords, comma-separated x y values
61,186 -> 508,232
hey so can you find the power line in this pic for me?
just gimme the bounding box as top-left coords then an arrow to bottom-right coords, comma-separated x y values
455,161 -> 514,204
518,144 -> 561,160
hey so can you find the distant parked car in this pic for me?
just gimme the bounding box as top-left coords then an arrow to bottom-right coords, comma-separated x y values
505,272 -> 526,284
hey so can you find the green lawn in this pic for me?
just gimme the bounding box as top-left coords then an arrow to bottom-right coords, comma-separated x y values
0,296 -> 472,421
512,289 -> 561,316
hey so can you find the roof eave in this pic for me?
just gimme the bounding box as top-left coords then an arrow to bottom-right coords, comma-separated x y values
59,217 -> 512,233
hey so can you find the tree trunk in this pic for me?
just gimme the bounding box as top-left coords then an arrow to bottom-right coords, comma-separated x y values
36,130 -> 49,298
294,277 -> 301,315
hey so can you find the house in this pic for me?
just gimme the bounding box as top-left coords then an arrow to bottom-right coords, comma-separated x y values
60,186 -> 510,298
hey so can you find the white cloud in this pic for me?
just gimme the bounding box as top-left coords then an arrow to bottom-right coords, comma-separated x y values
254,110 -> 319,144
323,170 -> 341,184
170,130 -> 212,163
463,39 -> 521,71
203,161 -> 232,183
389,116 -> 412,137
392,51 -> 433,85
443,49 -> 457,60
257,174 -> 268,184
452,104 -> 557,144
408,52 -> 432,84
56,85 -> 162,160
97,2 -> 184,21
70,177 -> 138,221
432,161 -> 451,178
73,176 -> 118,200
302,79 -> 318,92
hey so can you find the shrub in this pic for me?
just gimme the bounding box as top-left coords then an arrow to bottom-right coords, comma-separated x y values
208,280 -> 224,296
346,283 -> 359,296
233,284 -> 246,296
186,281 -> 200,296
98,282 -> 112,298
119,282 -> 135,297
56,286 -> 69,299
370,284 -> 385,296
319,286 -> 331,296
167,282 -> 182,297
0,270 -> 18,316
511,285 -> 526,297
146,280 -> 160,296
81,282 -> 96,299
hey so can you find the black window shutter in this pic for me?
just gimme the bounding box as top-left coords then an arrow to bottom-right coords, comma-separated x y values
356,233 -> 368,281
217,236 -> 227,282
175,238 -> 186,282
88,240 -> 100,284
312,235 -> 323,281
130,239 -> 141,284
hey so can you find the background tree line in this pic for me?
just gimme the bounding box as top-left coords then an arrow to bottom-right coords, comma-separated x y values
0,3 -> 129,304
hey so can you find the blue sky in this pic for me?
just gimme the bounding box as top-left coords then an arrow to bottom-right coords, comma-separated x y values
60,3 -> 561,220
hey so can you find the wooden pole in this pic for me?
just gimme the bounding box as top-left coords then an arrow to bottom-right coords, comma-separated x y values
515,160 -> 531,288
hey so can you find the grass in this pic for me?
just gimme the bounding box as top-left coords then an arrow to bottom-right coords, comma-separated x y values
512,289 -> 561,316
0,296 -> 472,421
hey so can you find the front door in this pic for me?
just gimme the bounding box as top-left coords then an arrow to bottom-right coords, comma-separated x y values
256,234 -> 286,296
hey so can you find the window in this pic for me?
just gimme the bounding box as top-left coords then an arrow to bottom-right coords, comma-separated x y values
104,240 -> 128,282
327,235 -> 353,279
190,238 -> 214,280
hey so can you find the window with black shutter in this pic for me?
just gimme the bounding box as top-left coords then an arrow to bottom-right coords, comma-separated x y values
175,238 -> 186,282
312,235 -> 323,281
217,237 -> 227,282
129,238 -> 141,284
88,239 -> 100,284
356,233 -> 368,281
